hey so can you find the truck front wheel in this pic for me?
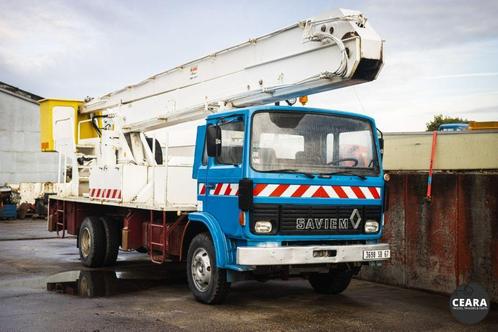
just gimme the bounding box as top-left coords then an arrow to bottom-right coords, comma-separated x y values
79,217 -> 106,267
308,268 -> 354,295
186,233 -> 230,304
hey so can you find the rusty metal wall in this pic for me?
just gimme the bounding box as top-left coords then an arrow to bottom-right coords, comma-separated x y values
359,172 -> 498,302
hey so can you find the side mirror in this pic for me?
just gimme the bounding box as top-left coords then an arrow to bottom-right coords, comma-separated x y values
238,178 -> 253,211
379,137 -> 384,159
206,125 -> 221,157
377,129 -> 384,159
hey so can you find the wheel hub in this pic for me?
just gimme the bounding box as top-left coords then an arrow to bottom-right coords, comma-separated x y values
191,248 -> 211,292
80,228 -> 91,258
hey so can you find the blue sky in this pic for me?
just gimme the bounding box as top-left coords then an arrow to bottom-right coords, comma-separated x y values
1,0 -> 498,131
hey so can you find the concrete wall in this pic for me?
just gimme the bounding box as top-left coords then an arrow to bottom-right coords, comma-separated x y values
0,91 -> 58,184
359,172 -> 498,303
383,131 -> 498,170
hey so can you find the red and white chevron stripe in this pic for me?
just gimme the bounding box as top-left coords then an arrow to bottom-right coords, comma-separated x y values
253,184 -> 381,199
199,183 -> 207,195
198,183 -> 239,196
198,182 -> 380,200
89,188 -> 122,200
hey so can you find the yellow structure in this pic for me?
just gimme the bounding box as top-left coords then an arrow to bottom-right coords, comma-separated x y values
468,121 -> 498,130
39,99 -> 100,152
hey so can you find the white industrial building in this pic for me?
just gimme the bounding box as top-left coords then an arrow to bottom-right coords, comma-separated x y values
0,82 -> 58,185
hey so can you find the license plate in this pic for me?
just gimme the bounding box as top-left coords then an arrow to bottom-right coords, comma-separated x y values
363,249 -> 391,260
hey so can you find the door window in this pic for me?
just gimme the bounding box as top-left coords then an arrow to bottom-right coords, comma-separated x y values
216,120 -> 244,165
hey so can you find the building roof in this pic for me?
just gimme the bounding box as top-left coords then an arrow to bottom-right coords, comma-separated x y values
0,81 -> 43,104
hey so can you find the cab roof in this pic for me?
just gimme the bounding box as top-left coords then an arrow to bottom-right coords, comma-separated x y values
206,105 -> 376,124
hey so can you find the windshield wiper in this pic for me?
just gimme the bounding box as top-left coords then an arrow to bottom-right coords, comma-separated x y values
318,170 -> 367,180
263,169 -> 315,178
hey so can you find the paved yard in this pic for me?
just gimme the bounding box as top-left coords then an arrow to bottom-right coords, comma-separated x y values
0,219 -> 496,331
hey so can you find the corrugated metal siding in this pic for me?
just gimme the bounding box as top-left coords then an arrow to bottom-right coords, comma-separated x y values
359,172 -> 498,302
0,91 -> 58,184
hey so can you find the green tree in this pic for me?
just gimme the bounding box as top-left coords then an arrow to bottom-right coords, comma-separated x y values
426,114 -> 469,131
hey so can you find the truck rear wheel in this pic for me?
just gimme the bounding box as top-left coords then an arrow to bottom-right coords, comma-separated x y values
101,217 -> 120,266
308,268 -> 354,295
187,233 -> 230,304
79,217 -> 106,267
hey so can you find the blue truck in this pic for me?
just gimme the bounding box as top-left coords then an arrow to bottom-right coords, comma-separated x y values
45,8 -> 390,304
48,104 -> 390,304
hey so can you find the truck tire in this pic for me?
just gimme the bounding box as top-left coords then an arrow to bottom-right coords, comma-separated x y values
79,217 -> 106,267
308,268 -> 354,294
101,217 -> 121,266
187,233 -> 230,304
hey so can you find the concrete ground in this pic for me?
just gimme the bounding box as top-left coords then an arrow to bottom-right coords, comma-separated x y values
0,219 -> 496,331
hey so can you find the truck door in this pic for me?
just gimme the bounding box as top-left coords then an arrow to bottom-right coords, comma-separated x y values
204,116 -> 245,237
193,125 -> 208,210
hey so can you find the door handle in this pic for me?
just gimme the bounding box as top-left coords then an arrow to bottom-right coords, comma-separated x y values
206,183 -> 215,188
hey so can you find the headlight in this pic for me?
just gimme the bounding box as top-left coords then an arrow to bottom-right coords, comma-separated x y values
254,221 -> 272,233
364,220 -> 379,233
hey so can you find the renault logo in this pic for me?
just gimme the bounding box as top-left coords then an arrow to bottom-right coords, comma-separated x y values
350,209 -> 361,229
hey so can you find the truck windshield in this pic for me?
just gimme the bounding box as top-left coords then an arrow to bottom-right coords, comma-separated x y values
251,111 -> 379,175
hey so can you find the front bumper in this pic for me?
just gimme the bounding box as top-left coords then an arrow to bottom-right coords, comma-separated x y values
237,243 -> 390,266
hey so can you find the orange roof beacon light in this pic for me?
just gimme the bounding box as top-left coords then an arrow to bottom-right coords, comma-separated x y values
299,95 -> 308,106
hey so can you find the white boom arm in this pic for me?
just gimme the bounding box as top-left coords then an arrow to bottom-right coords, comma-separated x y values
82,8 -> 383,132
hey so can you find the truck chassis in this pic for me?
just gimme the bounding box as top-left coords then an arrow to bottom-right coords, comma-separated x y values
48,198 -> 196,265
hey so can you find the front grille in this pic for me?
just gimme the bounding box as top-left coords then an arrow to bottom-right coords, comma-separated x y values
251,204 -> 381,235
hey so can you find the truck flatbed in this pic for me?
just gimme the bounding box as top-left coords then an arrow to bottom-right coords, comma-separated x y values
51,195 -> 197,212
